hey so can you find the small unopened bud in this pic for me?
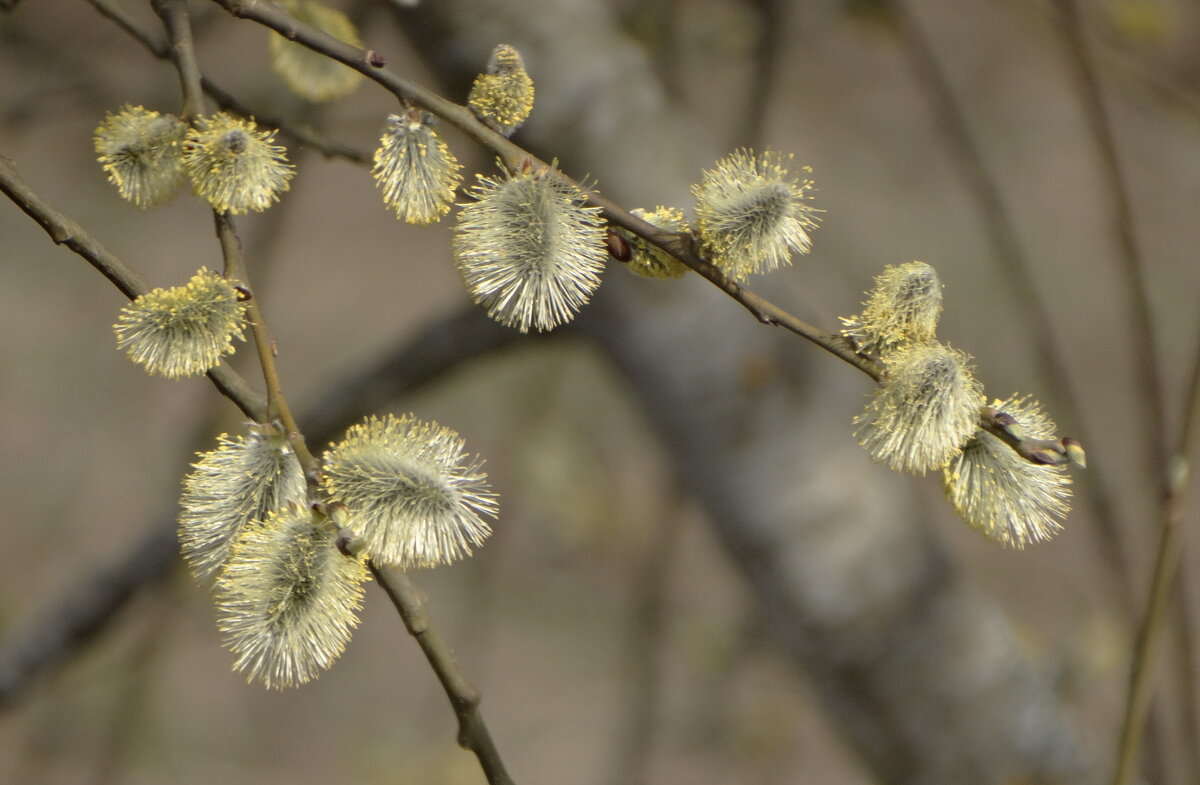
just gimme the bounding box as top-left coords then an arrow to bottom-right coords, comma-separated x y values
613,207 -> 691,279
468,44 -> 535,137
268,0 -> 364,102
1063,437 -> 1087,469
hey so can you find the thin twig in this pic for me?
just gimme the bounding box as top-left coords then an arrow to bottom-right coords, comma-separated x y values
1052,0 -> 1165,478
1111,300 -> 1200,785
369,564 -> 516,785
152,0 -> 206,120
212,212 -> 320,475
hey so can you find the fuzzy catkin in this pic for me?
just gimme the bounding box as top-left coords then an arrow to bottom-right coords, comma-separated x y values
182,113 -> 294,215
692,149 -> 820,281
855,342 -> 983,475
372,111 -> 462,225
944,396 -> 1071,547
842,261 -> 943,360
321,413 -> 498,568
453,165 -> 607,333
616,207 -> 691,279
94,105 -> 188,208
179,428 -> 307,581
268,0 -> 363,102
468,44 -> 534,137
113,268 -> 248,378
216,507 -> 368,689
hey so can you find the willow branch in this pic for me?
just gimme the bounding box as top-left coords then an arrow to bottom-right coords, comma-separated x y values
369,564 -> 516,785
211,213 -> 319,477
0,155 -> 266,421
205,0 -> 884,383
87,0 -> 368,164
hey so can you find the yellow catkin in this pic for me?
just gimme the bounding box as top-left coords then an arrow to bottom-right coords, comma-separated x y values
692,149 -> 820,281
841,261 -> 943,360
216,506 -> 368,689
179,427 -> 307,580
616,207 -> 691,279
944,396 -> 1072,548
321,413 -> 498,568
453,165 -> 607,333
855,342 -> 983,475
268,0 -> 364,102
372,110 -> 462,224
94,105 -> 188,208
468,44 -> 535,137
113,268 -> 248,378
182,113 -> 294,215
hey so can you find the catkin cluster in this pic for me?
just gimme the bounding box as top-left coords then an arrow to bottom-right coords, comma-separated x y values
177,414 -> 497,689
841,262 -> 1077,547
96,106 -> 293,215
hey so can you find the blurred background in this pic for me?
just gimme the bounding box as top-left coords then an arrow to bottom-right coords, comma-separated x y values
2,0 -> 1200,783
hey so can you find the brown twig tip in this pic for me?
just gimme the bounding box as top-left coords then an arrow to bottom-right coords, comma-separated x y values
981,407 -> 1085,468
1062,437 -> 1087,468
366,49 -> 386,67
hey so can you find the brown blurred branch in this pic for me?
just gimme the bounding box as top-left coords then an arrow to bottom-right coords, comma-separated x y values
0,521 -> 179,712
1052,0 -> 1164,478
